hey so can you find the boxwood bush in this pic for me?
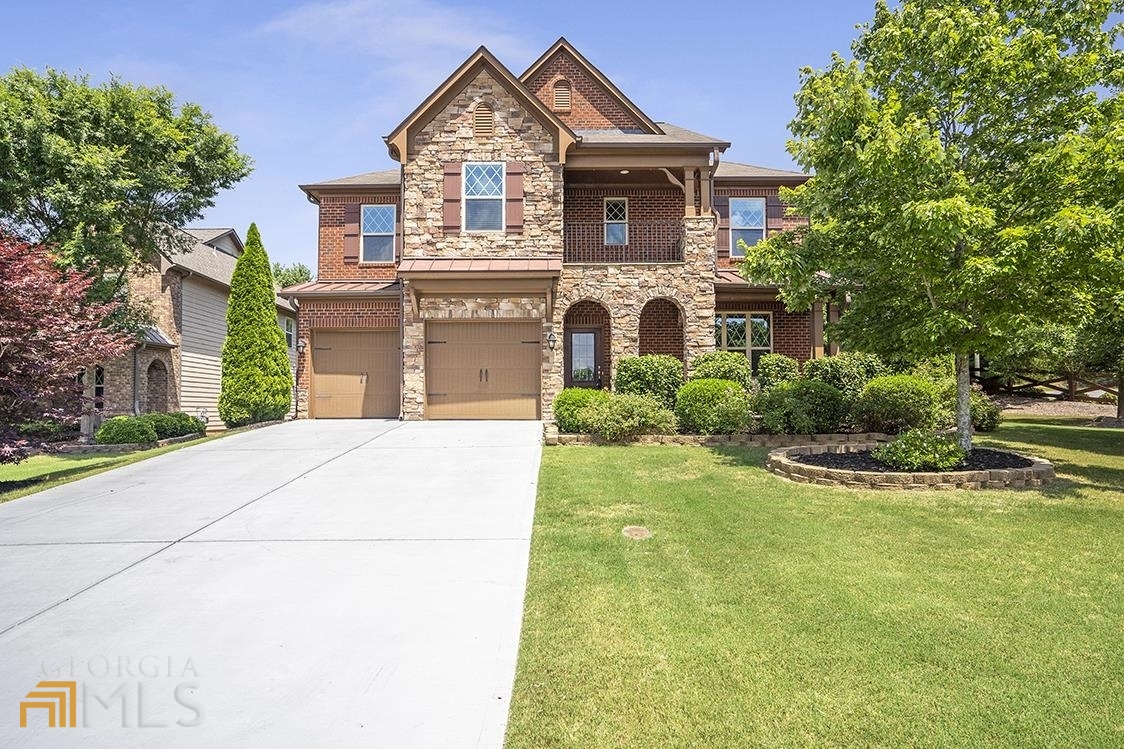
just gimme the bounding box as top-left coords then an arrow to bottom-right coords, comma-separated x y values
757,353 -> 800,390
756,380 -> 849,435
674,379 -> 753,435
872,429 -> 968,471
578,393 -> 677,442
95,416 -> 158,445
853,375 -> 941,434
138,412 -> 206,440
689,351 -> 755,391
552,388 -> 609,433
613,355 -> 684,410
971,390 -> 1003,432
802,352 -> 888,398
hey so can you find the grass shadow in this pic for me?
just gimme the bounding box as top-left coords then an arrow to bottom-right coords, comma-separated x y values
706,444 -> 772,469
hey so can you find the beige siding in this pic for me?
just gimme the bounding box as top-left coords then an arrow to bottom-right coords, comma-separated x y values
180,278 -> 229,428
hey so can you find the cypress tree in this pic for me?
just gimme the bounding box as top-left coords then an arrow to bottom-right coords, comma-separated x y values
218,223 -> 293,426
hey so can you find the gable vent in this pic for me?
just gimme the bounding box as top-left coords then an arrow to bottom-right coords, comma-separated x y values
553,80 -> 572,111
473,104 -> 494,138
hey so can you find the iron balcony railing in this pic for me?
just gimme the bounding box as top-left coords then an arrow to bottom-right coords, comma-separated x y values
563,221 -> 685,264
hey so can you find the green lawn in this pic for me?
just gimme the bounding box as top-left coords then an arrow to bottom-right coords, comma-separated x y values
0,437 -> 212,502
506,416 -> 1124,748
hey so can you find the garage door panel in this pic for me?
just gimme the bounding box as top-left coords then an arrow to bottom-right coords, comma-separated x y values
426,322 -> 541,420
312,331 -> 400,419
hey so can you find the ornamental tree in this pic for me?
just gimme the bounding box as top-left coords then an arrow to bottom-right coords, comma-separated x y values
218,224 -> 293,427
0,68 -> 252,309
742,0 -> 1124,448
0,236 -> 132,463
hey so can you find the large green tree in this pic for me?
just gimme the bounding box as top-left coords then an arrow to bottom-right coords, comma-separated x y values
0,67 -> 252,306
218,224 -> 293,427
743,0 -> 1124,448
272,261 -> 312,290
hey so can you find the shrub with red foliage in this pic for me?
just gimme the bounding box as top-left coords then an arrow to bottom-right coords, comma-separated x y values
0,236 -> 132,463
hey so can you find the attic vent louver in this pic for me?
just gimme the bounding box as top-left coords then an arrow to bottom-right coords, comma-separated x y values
473,104 -> 494,138
553,80 -> 572,111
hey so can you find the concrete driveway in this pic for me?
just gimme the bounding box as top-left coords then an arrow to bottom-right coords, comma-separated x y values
0,420 -> 542,747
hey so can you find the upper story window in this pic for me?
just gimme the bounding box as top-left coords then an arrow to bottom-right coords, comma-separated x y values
729,197 -> 766,258
463,162 -> 504,232
553,80 -> 572,111
604,198 -> 628,245
473,104 -> 494,138
361,204 -> 396,263
284,318 -> 295,349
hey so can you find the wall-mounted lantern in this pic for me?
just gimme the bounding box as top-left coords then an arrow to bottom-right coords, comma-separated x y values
546,332 -> 557,350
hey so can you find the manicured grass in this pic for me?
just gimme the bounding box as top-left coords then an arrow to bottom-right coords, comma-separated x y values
0,437 -> 212,502
506,418 -> 1124,748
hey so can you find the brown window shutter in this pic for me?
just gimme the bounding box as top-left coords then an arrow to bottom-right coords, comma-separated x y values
766,194 -> 784,230
395,204 -> 403,261
713,194 -> 730,254
443,163 -> 461,235
343,202 -> 360,264
505,162 -> 524,234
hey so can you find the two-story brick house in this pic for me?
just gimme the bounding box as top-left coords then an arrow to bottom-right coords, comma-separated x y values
284,38 -> 822,421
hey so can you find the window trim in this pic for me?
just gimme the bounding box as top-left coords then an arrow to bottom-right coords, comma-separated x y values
462,161 -> 506,233
729,197 -> 766,259
714,312 -> 773,370
359,203 -> 396,264
603,197 -> 628,246
284,318 -> 295,349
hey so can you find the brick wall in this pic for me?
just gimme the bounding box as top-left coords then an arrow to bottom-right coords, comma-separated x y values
563,300 -> 611,387
317,193 -> 400,281
715,298 -> 811,362
295,297 -> 401,417
715,185 -> 808,270
638,298 -> 684,360
525,50 -> 646,131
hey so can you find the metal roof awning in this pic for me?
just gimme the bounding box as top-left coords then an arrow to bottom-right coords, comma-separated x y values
278,280 -> 401,298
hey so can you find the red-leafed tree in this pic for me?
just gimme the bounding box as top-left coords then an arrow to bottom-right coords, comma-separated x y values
0,236 -> 132,463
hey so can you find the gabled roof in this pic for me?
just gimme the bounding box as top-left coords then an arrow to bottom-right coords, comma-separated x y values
520,37 -> 662,135
715,160 -> 808,182
384,46 -> 578,164
299,168 -> 401,202
183,227 -> 243,253
574,122 -> 729,149
171,228 -> 295,312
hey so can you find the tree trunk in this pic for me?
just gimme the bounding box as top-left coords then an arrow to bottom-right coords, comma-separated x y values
955,353 -> 973,451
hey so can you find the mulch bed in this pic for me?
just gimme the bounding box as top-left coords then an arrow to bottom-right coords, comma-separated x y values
794,448 -> 1034,474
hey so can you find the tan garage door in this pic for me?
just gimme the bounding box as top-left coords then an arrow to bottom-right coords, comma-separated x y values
426,321 -> 541,420
311,330 -> 400,418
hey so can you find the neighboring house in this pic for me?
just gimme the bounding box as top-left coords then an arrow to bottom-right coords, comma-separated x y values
89,228 -> 298,432
283,38 -> 827,421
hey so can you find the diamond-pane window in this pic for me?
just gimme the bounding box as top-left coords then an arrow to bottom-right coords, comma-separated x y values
604,198 -> 628,245
730,197 -> 766,258
750,316 -> 771,348
715,312 -> 773,373
361,204 -> 395,262
463,162 -> 504,231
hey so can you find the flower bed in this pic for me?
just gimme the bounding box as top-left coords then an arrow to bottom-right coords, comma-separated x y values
766,443 -> 1055,490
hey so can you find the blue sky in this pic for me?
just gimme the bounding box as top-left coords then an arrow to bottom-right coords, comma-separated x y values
3,0 -> 877,269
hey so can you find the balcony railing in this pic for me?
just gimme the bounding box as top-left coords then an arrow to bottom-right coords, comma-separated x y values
563,221 -> 685,264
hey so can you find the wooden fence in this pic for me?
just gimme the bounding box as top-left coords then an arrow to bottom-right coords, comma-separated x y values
990,371 -> 1119,402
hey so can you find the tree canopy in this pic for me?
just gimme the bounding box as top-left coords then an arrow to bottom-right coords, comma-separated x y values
0,67 -> 252,305
272,261 -> 313,290
742,0 -> 1124,447
218,224 -> 293,427
0,236 -> 131,463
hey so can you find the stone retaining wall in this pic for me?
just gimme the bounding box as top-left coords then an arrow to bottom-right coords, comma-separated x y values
766,443 -> 1056,490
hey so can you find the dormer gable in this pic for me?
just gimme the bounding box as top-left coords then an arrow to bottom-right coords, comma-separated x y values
384,46 -> 577,164
521,37 -> 662,134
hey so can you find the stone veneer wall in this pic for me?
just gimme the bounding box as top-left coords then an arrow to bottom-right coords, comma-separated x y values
549,215 -> 717,408
401,69 -> 564,259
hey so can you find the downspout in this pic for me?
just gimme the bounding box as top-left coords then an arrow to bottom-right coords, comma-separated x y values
132,343 -> 147,415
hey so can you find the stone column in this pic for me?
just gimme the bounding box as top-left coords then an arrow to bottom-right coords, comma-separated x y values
682,215 -> 717,370
400,281 -> 426,420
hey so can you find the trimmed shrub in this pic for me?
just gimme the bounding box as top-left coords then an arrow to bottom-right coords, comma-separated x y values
218,223 -> 293,427
689,351 -> 755,391
614,355 -> 684,410
872,429 -> 967,472
675,379 -> 753,435
95,416 -> 158,445
802,352 -> 888,398
853,375 -> 941,434
18,419 -> 79,443
757,353 -> 800,390
756,379 -> 849,435
138,412 -> 206,440
552,388 -> 609,433
970,390 -> 1003,432
578,393 -> 678,442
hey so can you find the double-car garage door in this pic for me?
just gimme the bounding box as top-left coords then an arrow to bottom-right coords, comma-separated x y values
309,322 -> 540,420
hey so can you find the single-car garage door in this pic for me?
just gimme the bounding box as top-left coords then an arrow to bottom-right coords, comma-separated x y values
311,330 -> 400,418
426,321 -> 541,419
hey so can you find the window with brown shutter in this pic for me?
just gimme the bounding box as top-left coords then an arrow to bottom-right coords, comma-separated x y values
343,202 -> 360,263
505,162 -> 524,234
553,80 -> 571,111
473,104 -> 494,138
442,163 -> 462,235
